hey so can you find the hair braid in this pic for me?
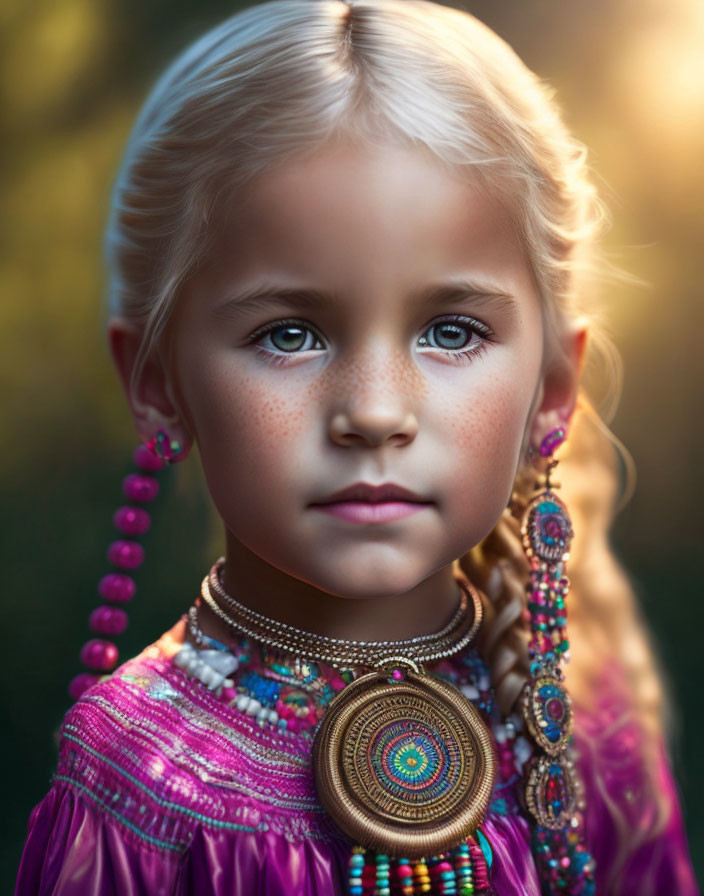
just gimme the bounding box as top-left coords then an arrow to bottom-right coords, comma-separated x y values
457,502 -> 531,717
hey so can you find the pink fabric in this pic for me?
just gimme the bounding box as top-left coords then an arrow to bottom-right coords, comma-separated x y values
15,625 -> 699,896
576,659 -> 699,895
17,783 -> 349,896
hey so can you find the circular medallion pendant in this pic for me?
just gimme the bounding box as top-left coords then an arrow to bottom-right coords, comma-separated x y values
525,754 -> 579,830
312,668 -> 495,859
523,491 -> 573,564
523,675 -> 573,756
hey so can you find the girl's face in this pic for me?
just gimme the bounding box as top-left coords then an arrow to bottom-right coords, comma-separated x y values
166,140 -> 547,606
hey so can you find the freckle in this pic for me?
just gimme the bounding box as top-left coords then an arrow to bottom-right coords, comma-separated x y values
449,414 -> 477,449
259,393 -> 302,441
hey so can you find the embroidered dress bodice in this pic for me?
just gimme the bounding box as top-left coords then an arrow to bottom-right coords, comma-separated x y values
15,617 -> 699,896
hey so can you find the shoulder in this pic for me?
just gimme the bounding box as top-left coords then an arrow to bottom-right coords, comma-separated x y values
56,622 -> 337,852
17,627 -> 350,895
572,657 -> 661,829
573,659 -> 699,895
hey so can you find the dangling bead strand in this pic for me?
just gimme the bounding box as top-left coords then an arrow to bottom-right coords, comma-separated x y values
375,852 -> 391,896
348,847 -> 366,896
452,841 -> 473,894
397,857 -> 414,895
68,432 -> 181,700
467,837 -> 490,893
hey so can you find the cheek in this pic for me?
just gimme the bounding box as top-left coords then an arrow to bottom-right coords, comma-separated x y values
233,379 -> 305,454
441,368 -> 538,508
183,359 -> 310,482
448,385 -> 528,452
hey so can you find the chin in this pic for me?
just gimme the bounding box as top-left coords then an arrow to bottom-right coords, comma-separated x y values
307,565 -> 441,600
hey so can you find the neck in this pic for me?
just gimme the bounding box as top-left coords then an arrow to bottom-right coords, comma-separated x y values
195,532 -> 470,646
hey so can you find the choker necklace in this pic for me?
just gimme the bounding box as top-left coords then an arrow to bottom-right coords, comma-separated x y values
201,557 -> 481,668
198,557 -> 495,862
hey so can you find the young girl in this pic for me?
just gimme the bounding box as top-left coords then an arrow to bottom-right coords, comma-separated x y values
15,1 -> 699,893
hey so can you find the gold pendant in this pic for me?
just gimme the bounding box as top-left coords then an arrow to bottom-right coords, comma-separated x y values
312,666 -> 495,859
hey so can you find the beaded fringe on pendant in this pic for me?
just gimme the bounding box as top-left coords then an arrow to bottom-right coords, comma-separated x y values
348,833 -> 493,895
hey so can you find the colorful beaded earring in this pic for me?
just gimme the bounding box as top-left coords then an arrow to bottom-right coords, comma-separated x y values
519,425 -> 595,895
68,428 -> 183,701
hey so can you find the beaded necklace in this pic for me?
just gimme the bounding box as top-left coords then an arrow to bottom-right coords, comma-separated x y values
177,562 -> 506,894
174,553 -> 593,896
176,628 -> 505,895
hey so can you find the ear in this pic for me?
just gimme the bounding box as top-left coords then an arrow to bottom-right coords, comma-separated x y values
107,317 -> 193,458
528,320 -> 588,452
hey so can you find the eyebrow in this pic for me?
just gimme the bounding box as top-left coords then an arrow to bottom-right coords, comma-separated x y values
211,280 -> 518,320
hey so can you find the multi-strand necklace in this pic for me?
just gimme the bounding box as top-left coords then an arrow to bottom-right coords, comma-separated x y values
194,558 -> 497,893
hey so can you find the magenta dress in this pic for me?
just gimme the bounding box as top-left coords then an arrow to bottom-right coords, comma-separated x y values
15,617 -> 699,896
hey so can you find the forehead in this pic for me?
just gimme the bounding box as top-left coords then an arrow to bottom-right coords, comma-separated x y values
195,140 -> 537,312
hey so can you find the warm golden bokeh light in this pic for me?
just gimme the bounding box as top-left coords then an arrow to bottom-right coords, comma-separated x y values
610,3 -> 704,184
1,0 -> 109,123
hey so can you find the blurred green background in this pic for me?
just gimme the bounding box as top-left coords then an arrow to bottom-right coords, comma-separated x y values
2,0 -> 702,888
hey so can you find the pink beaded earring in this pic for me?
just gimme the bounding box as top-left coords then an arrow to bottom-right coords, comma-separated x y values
68,428 -> 184,700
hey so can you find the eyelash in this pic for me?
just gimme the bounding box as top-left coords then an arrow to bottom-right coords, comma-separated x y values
247,314 -> 493,367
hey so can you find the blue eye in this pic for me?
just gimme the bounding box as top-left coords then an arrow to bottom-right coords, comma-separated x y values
247,318 -> 320,356
418,319 -> 486,352
263,322 -> 318,353
417,316 -> 492,365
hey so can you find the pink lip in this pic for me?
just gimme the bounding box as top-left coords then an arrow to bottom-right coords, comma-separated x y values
312,500 -> 430,523
315,481 -> 429,504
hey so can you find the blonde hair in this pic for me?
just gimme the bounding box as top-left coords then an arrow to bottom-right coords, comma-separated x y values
104,0 -> 671,871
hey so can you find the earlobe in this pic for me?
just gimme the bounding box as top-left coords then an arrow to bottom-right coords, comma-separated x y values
107,317 -> 192,456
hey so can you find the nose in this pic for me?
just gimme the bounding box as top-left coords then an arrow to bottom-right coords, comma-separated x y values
328,360 -> 420,449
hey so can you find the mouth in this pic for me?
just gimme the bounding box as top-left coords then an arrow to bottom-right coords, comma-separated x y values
310,482 -> 433,524
311,481 -> 431,505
